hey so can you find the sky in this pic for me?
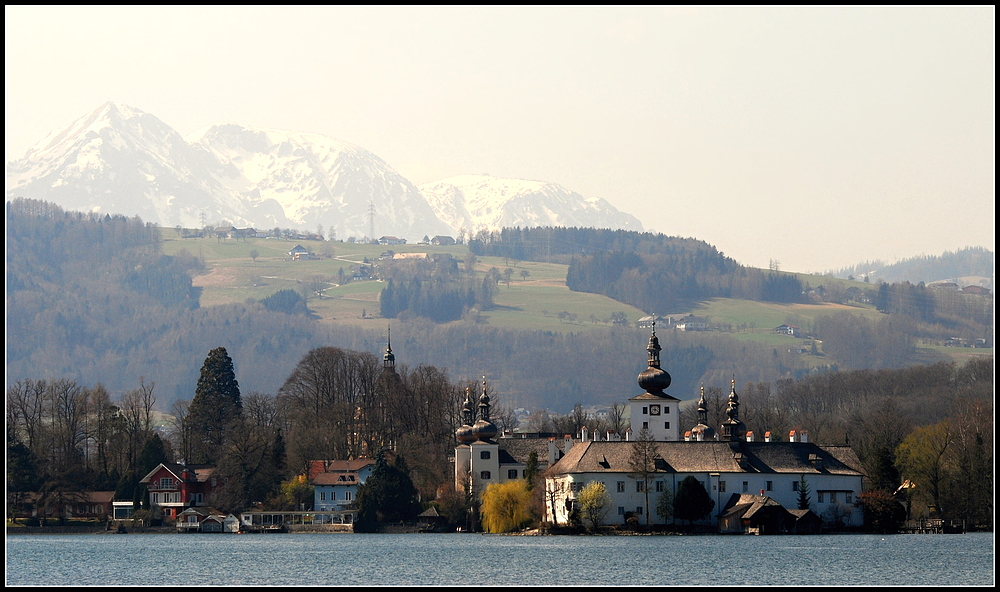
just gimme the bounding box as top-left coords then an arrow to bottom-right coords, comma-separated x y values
5,6 -> 995,274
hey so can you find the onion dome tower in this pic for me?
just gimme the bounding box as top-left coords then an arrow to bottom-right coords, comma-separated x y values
720,377 -> 746,442
629,324 -> 680,441
637,325 -> 671,393
689,385 -> 717,441
455,385 -> 476,443
470,377 -> 498,443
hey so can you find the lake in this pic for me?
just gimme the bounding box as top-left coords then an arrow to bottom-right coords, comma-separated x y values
4,532 -> 994,586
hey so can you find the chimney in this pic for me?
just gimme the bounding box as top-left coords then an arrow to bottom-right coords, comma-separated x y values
625,428 -> 633,442
581,426 -> 589,441
764,431 -> 772,443
564,434 -> 573,454
800,430 -> 808,443
548,437 -> 557,466
789,430 -> 797,442
684,430 -> 692,442
746,431 -> 754,443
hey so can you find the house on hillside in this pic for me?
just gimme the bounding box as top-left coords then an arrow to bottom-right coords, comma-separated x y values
431,236 -> 456,246
774,324 -> 799,336
378,236 -> 406,245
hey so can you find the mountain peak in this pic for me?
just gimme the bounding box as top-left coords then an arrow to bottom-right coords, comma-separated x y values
420,174 -> 643,235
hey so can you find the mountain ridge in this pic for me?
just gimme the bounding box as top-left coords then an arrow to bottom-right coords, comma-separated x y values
7,102 -> 643,242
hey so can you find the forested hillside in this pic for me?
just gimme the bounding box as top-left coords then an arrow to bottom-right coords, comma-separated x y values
469,226 -> 803,313
830,247 -> 994,286
5,199 -> 992,415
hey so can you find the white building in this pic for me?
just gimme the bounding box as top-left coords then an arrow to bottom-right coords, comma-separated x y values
541,327 -> 865,530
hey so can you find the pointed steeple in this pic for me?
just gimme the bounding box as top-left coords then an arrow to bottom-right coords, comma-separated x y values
721,376 -> 746,442
689,384 -> 716,441
383,326 -> 395,370
471,376 -> 498,442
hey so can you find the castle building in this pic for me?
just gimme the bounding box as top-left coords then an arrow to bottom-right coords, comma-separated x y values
540,327 -> 865,530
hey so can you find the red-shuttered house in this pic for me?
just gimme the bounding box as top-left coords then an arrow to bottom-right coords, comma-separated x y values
139,463 -> 224,521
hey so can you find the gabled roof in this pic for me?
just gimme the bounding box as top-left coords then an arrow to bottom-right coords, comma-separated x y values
497,439 -> 554,467
307,459 -> 376,480
139,462 -> 215,485
547,441 -> 863,477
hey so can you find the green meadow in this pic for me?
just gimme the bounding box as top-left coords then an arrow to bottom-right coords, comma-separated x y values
160,231 -> 989,362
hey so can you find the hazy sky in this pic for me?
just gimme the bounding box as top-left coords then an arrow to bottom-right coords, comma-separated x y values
5,6 -> 995,273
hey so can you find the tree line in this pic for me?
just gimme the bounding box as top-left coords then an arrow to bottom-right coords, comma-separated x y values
6,343 -> 501,524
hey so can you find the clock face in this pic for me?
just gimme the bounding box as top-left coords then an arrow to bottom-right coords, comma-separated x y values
650,405 -> 661,415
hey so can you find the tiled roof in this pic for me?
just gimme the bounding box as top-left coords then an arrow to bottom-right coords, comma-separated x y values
498,439 -> 556,467
312,472 -> 361,486
548,441 -> 863,477
629,392 -> 680,401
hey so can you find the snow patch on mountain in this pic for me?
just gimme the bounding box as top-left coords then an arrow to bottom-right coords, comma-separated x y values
419,174 -> 644,237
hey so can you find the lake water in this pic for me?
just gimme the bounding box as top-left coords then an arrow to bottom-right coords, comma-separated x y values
5,532 -> 994,586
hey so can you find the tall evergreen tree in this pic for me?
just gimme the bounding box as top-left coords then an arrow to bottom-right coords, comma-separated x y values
187,347 -> 242,464
797,476 -> 812,510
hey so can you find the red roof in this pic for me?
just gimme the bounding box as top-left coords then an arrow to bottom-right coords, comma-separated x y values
306,459 -> 375,480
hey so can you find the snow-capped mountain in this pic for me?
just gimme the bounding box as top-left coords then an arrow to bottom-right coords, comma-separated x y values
7,103 -> 643,241
419,174 -> 644,237
5,102 -> 261,229
187,123 -> 451,241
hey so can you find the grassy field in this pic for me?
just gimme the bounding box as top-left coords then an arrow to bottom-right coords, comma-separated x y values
161,232 -> 991,361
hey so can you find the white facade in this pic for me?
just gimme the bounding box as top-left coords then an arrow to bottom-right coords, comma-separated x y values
544,441 -> 864,529
628,395 -> 680,441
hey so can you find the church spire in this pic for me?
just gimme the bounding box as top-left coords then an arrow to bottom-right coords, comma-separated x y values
383,326 -> 395,370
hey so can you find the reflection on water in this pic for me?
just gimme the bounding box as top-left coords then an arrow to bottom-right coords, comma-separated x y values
5,532 -> 994,586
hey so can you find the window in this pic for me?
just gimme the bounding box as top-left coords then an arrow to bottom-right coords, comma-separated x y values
742,481 -> 749,493
642,422 -> 649,429
793,481 -> 799,491
345,492 -> 352,501
618,507 -> 625,515
320,492 -> 326,501
665,406 -> 670,414
480,471 -> 491,480
719,481 -> 726,493
508,469 -> 518,479
160,477 -> 174,489
830,492 -> 836,503
642,407 -> 648,415
617,481 -> 626,492
152,493 -> 160,504
766,481 -> 773,492
845,492 -> 853,504
664,422 -> 670,429
818,492 -> 824,503
637,507 -> 644,515
636,481 -> 644,493
655,481 -> 665,492
480,451 -> 491,460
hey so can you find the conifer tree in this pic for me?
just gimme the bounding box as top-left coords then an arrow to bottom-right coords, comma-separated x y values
797,476 -> 812,510
187,347 -> 242,464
